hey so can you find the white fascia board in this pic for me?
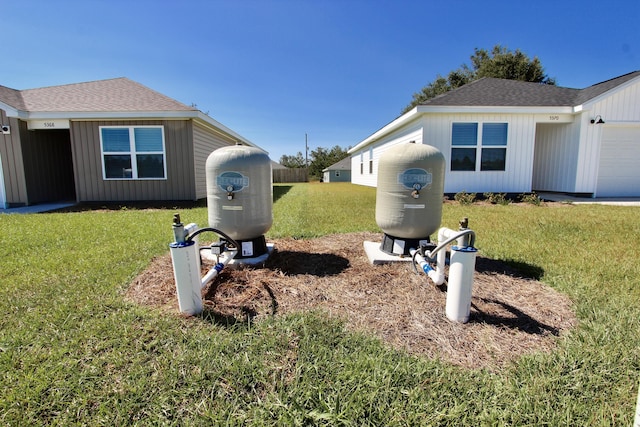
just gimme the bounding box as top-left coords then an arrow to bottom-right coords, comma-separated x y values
415,105 -> 574,114
0,102 -> 25,118
348,108 -> 419,154
24,110 -> 199,120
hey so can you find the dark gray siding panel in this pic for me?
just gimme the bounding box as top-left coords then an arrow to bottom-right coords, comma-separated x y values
0,111 -> 28,206
70,120 -> 196,202
328,171 -> 351,182
193,122 -> 239,199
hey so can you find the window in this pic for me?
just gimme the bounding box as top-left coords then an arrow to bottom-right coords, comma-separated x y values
451,122 -> 507,171
100,126 -> 166,179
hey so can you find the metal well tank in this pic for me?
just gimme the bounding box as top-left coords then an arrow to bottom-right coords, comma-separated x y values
205,144 -> 273,258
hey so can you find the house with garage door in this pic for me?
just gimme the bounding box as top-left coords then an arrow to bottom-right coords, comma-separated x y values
349,70 -> 640,198
0,77 -> 262,208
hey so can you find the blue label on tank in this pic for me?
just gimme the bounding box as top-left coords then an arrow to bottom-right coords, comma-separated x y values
217,171 -> 249,192
398,168 -> 432,190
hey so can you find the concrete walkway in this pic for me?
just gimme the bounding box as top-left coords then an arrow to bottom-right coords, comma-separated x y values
0,202 -> 77,214
538,193 -> 640,206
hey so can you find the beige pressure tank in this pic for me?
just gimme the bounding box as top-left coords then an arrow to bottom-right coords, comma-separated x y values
205,144 -> 272,257
376,141 -> 445,254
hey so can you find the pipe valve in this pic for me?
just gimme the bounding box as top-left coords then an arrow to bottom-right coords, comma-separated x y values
172,213 -> 186,244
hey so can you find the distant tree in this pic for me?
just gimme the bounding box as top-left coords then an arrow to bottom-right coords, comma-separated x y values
308,145 -> 349,179
402,44 -> 556,113
280,152 -> 306,168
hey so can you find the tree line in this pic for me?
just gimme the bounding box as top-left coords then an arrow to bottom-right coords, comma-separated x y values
280,145 -> 350,179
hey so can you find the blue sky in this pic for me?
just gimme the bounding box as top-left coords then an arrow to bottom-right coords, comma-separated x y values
1,0 -> 638,162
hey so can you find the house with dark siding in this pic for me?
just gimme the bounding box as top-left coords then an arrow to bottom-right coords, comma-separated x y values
0,78 -> 261,208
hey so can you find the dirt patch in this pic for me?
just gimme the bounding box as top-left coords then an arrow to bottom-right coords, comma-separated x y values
126,232 -> 576,370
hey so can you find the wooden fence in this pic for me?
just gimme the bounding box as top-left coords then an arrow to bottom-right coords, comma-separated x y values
273,168 -> 308,183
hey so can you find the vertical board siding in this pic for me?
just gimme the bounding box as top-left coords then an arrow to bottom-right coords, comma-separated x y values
533,122 -> 580,192
351,120 -> 424,187
422,113 -> 536,193
0,112 -> 28,205
71,120 -> 195,202
193,122 -> 239,199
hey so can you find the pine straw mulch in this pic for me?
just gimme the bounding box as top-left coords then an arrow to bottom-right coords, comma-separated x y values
126,232 -> 576,370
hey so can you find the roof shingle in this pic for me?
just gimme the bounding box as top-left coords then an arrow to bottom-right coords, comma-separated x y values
0,78 -> 196,113
420,71 -> 640,107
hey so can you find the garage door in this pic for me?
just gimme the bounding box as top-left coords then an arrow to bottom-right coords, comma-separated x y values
596,126 -> 640,197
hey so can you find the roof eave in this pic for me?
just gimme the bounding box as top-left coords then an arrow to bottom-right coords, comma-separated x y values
0,101 -> 25,118
348,107 -> 419,154
8,109 -> 262,151
416,105 -> 574,114
577,73 -> 640,111
194,111 -> 261,150
22,110 -> 199,120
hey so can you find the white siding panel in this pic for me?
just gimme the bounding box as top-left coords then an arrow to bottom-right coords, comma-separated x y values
533,122 -> 580,192
425,113 -> 537,193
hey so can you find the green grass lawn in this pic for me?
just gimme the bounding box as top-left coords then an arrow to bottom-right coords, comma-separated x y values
1,182 -> 639,425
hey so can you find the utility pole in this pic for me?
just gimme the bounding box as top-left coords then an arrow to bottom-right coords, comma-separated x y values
305,133 -> 308,167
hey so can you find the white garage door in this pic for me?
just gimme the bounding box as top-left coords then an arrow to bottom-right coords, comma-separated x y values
596,126 -> 640,197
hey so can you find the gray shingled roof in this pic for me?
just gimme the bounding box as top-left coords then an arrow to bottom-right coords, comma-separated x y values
420,71 -> 640,107
323,157 -> 351,171
0,78 -> 196,113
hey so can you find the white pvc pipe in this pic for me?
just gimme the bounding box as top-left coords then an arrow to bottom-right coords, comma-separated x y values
409,249 -> 443,284
428,227 -> 476,285
201,250 -> 238,288
445,245 -> 477,323
170,241 -> 203,315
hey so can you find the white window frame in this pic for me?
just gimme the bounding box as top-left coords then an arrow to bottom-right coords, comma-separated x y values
450,122 -> 508,172
99,125 -> 167,180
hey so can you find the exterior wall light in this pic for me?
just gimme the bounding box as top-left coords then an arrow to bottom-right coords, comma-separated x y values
590,115 -> 605,124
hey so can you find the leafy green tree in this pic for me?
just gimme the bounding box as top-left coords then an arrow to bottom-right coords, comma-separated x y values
402,44 -> 556,113
279,152 -> 306,168
308,145 -> 348,178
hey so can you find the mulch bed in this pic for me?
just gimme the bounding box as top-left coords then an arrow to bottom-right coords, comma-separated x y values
126,232 -> 576,370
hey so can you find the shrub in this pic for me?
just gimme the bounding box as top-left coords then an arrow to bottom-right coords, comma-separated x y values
483,192 -> 510,205
519,192 -> 542,205
454,191 -> 476,205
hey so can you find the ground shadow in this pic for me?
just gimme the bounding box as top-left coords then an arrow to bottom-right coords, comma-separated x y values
265,250 -> 350,276
470,298 -> 560,336
273,185 -> 292,203
200,278 -> 278,328
474,256 -> 544,280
